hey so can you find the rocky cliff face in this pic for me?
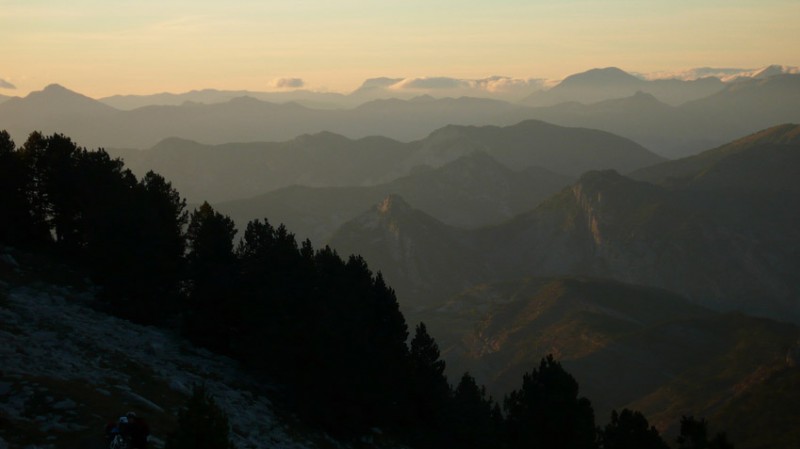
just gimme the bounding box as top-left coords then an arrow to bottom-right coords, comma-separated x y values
486,169 -> 800,321
328,195 -> 484,308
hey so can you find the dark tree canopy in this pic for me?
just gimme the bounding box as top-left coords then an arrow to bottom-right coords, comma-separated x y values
1,132 -> 189,322
0,131 -> 41,245
677,416 -> 735,449
600,409 -> 669,449
504,355 -> 597,449
184,202 -> 239,351
446,372 -> 502,449
187,202 -> 238,277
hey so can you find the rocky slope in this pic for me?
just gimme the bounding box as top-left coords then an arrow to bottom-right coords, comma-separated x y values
0,250 -> 385,449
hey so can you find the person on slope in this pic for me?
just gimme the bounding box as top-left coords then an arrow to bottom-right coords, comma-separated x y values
105,415 -> 131,448
126,411 -> 151,449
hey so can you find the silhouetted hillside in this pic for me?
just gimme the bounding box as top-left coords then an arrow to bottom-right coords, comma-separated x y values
328,128 -> 800,321
214,152 -> 572,243
0,86 -> 528,149
5,77 -> 800,159
112,133 -> 412,202
402,120 -> 663,177
511,74 -> 800,157
410,276 -> 800,448
110,120 -> 657,204
631,123 -> 800,188
328,195 -> 486,306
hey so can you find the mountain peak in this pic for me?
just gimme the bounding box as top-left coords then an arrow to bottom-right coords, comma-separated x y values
30,83 -> 86,100
13,83 -> 118,115
42,83 -> 71,93
559,67 -> 642,87
576,169 -> 627,187
378,194 -> 412,215
751,65 -> 799,79
350,77 -> 404,95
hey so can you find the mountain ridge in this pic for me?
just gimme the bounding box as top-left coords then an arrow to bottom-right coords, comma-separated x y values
328,128 -> 800,321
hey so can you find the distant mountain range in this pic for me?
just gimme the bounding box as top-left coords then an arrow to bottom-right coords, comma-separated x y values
0,85 -> 528,149
91,64 -> 798,110
214,152 -> 572,244
99,76 -> 546,110
1,68 -> 799,158
111,119 -> 660,204
511,74 -> 800,157
328,124 -> 800,323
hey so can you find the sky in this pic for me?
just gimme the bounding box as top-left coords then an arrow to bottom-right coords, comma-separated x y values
1,0 -> 798,98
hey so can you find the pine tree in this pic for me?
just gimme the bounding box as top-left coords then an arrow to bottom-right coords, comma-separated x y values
184,202 -> 239,351
408,322 -> 451,442
0,130 -> 39,245
676,416 -> 735,449
600,409 -> 668,449
448,372 -> 501,449
504,355 -> 597,449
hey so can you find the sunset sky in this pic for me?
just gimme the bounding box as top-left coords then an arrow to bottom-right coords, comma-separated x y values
1,0 -> 798,98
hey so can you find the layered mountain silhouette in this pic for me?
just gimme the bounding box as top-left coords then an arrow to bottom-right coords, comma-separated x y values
110,120 -> 660,204
631,123 -> 800,190
88,65 -> 796,111
0,85 -> 528,149
100,88 -> 352,110
329,125 -> 800,322
214,152 -> 572,244
512,73 -> 800,157
0,84 -> 120,147
111,132 -> 412,203
98,75 -> 541,110
3,72 -> 800,158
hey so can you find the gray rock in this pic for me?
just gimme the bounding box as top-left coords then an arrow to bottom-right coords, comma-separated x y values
0,281 -> 317,449
124,391 -> 165,413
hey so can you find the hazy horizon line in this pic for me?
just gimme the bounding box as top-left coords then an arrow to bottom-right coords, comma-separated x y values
4,63 -> 797,100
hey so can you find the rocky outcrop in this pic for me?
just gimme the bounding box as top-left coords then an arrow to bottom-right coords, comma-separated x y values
0,269 -> 315,448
